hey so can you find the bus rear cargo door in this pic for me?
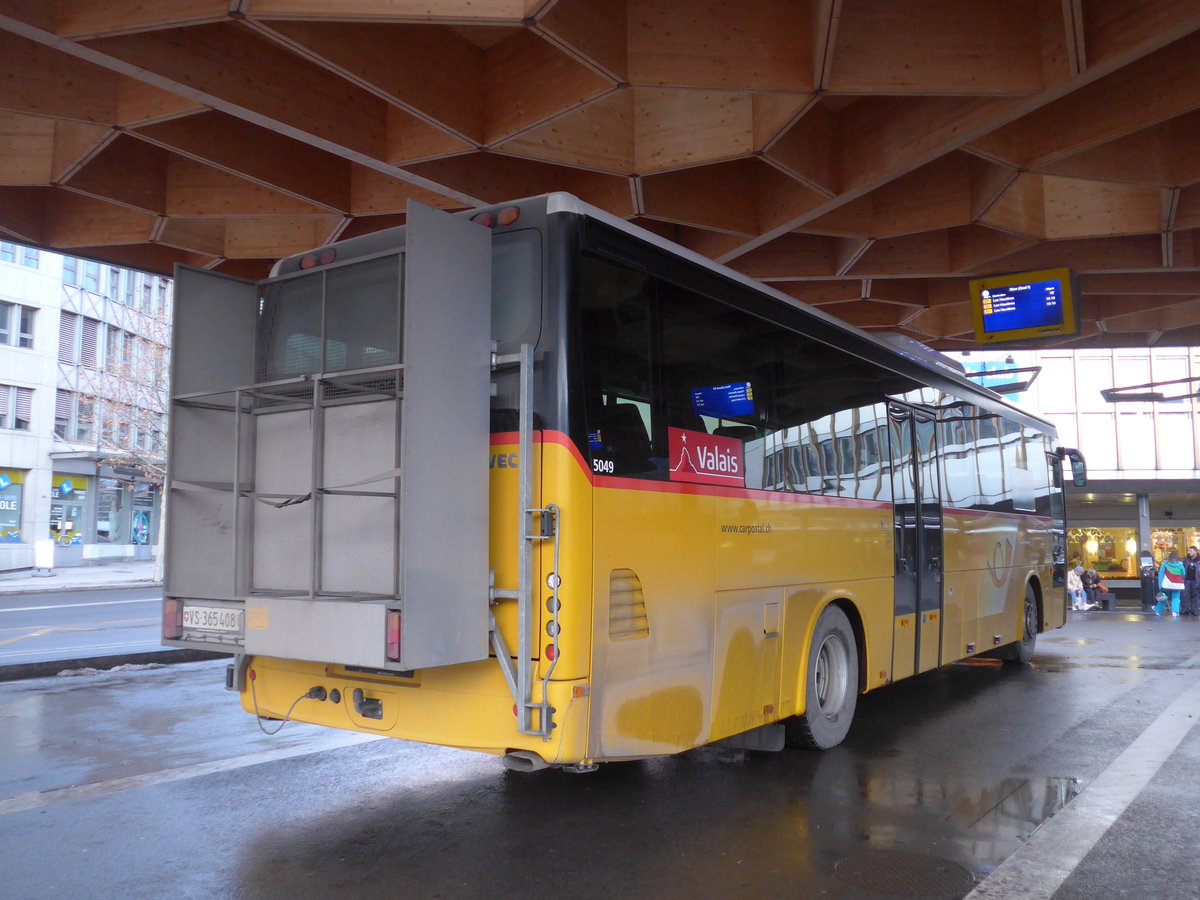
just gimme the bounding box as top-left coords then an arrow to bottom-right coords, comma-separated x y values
889,404 -> 944,679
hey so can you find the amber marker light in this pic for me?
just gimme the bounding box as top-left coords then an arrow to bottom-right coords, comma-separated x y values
496,206 -> 520,226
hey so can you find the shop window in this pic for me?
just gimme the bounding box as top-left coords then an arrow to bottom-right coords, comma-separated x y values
0,468 -> 24,542
1068,527 -> 1139,577
96,481 -> 123,543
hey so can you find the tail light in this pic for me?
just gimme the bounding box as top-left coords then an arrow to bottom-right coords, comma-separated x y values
386,611 -> 402,661
163,598 -> 182,639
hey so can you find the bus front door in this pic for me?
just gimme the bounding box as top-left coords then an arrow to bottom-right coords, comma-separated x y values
889,404 -> 944,680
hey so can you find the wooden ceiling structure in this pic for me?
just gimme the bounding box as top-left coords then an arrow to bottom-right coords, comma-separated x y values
3,0 -> 1200,349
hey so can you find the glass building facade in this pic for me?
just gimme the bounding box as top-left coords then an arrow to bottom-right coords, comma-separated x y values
959,347 -> 1200,590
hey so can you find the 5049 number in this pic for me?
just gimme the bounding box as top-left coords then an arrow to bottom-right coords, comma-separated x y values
592,458 -> 615,474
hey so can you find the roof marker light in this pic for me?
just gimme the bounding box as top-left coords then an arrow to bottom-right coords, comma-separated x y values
497,207 -> 520,226
472,212 -> 495,228
299,254 -> 318,269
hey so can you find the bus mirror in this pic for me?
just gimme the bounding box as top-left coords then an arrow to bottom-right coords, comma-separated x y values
1056,447 -> 1087,487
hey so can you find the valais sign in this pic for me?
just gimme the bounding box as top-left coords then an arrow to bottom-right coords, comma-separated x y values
668,427 -> 744,487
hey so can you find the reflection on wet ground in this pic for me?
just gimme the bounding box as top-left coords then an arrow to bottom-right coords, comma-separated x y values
228,741 -> 1080,899
4,614 -> 1197,899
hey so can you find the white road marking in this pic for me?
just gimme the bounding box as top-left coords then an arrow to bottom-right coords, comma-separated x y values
967,651 -> 1200,899
0,598 -> 159,613
0,732 -> 385,816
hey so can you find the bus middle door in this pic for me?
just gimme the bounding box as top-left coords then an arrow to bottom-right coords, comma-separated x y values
889,404 -> 945,679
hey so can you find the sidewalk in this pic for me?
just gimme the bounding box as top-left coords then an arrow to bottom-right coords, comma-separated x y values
0,558 -> 161,596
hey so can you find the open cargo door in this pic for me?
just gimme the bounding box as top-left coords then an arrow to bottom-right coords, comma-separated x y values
166,202 -> 493,671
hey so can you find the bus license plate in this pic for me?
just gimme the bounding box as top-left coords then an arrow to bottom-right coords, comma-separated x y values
182,605 -> 243,633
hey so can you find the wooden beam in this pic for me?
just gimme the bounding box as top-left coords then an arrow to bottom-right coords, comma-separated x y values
628,0 -> 812,92
976,234 -> 1167,272
496,90 -> 634,173
836,95 -> 1027,195
223,216 -> 344,258
757,164 -> 828,233
826,0 -> 1045,95
83,22 -> 388,158
969,31 -> 1200,168
762,101 -> 836,194
847,230 -> 952,277
43,190 -> 156,246
730,233 -> 844,279
1082,272 -> 1200,294
0,112 -> 54,183
670,226 -> 756,261
1079,0 -> 1200,69
135,111 -> 351,211
980,173 -> 1046,238
641,159 -> 761,235
63,133 -> 167,213
116,79 -> 207,127
240,0 -> 529,23
767,279 -> 863,305
350,166 -> 465,214
157,216 -> 226,256
254,21 -> 485,142
167,157 -> 340,216
753,93 -> 815,151
0,186 -> 47,244
385,106 -> 475,164
823,300 -> 918,329
403,151 -> 633,213
967,154 -> 1020,220
0,30 -> 118,123
339,213 -> 411,240
948,224 -> 1037,273
535,0 -> 627,81
633,87 -> 756,174
54,0 -> 229,39
1041,175 -> 1163,238
51,121 -> 115,182
69,242 -> 216,275
484,29 -> 614,143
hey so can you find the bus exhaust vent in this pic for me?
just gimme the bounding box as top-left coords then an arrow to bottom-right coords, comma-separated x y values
609,568 -> 649,640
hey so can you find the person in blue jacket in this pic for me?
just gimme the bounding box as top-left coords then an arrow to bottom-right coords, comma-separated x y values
1156,551 -> 1186,617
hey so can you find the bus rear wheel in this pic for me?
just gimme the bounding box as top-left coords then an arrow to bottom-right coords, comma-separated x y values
1004,585 -> 1039,665
786,604 -> 859,750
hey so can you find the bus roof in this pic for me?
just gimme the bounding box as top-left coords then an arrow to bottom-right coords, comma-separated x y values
269,192 -> 1056,436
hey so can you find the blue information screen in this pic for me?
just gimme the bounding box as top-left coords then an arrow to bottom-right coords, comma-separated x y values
979,277 -> 1064,333
691,382 -> 755,418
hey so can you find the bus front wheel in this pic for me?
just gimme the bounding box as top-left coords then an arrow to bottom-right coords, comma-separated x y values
785,604 -> 859,750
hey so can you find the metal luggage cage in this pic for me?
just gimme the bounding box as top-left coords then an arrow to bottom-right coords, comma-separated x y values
172,362 -> 405,601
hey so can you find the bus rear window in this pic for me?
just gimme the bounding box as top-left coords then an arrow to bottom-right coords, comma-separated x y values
258,255 -> 401,382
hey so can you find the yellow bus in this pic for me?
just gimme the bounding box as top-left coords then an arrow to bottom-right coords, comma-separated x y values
163,193 -> 1085,771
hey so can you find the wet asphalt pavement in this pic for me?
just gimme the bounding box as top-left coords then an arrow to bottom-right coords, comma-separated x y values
1,611 -> 1198,899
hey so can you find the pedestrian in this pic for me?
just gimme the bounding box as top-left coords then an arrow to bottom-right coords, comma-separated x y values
1082,567 -> 1101,610
1156,551 -> 1186,617
1067,565 -> 1086,610
1183,546 -> 1200,616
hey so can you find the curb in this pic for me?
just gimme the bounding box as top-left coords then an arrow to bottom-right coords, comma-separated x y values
0,580 -> 162,598
0,648 -> 230,682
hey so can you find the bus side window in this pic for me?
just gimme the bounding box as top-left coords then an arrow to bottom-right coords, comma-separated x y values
593,401 -> 655,474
